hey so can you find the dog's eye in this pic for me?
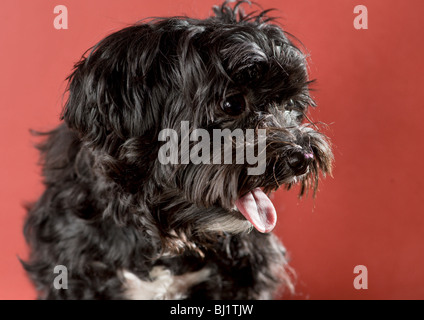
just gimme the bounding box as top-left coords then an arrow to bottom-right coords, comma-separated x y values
222,95 -> 246,116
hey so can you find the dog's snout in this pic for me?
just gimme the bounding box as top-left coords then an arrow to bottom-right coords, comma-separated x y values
288,150 -> 314,176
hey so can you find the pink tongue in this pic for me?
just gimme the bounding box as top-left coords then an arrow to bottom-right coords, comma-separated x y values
235,188 -> 277,233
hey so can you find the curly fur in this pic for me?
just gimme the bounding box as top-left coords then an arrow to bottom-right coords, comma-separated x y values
23,1 -> 333,299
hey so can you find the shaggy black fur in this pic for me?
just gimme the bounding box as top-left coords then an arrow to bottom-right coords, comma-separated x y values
23,1 -> 333,299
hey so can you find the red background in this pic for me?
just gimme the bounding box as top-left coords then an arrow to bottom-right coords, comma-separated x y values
1,0 -> 423,300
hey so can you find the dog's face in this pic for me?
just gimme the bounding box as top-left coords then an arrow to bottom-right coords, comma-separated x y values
62,3 -> 333,246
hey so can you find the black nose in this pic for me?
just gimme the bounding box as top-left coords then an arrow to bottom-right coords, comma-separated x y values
288,150 -> 314,175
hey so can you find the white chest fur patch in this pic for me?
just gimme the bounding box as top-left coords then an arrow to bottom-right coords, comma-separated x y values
122,266 -> 211,300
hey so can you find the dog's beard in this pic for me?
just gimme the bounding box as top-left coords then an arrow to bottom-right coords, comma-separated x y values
154,120 -> 333,239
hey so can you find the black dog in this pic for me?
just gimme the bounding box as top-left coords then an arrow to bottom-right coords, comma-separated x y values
23,1 -> 333,299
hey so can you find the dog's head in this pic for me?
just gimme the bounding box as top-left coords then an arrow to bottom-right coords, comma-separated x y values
62,1 -> 333,247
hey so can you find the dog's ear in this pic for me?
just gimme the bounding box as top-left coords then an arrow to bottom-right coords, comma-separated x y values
61,24 -> 167,191
61,24 -> 160,150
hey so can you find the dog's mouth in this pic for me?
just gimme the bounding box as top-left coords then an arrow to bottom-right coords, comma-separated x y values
235,188 -> 277,233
